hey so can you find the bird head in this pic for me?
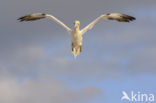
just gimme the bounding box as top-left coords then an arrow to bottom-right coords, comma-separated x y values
74,20 -> 80,28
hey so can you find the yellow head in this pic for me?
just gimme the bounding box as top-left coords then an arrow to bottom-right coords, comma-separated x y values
74,20 -> 80,28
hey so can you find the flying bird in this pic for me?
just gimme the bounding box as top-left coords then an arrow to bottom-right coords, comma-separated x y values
18,13 -> 135,58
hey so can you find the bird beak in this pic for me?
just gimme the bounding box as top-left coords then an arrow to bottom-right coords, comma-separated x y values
74,23 -> 78,28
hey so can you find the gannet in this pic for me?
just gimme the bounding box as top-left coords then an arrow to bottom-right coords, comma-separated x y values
18,13 -> 135,58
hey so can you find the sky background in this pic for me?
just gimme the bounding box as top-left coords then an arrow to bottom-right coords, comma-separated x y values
0,0 -> 156,103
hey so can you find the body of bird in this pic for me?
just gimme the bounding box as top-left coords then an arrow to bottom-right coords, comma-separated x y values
18,13 -> 135,58
71,20 -> 83,58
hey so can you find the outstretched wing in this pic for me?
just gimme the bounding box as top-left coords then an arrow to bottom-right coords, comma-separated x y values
106,13 -> 136,22
17,13 -> 46,21
80,13 -> 135,35
18,13 -> 72,33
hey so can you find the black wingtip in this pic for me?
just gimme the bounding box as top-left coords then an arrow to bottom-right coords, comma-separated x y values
124,15 -> 136,22
17,18 -> 23,22
17,16 -> 26,21
132,17 -> 136,20
129,16 -> 136,20
17,13 -> 46,22
128,15 -> 136,21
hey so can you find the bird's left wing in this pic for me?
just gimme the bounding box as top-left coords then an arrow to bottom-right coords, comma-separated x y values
80,13 -> 135,35
18,13 -> 72,34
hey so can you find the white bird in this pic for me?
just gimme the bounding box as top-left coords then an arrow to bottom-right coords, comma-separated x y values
18,13 -> 135,58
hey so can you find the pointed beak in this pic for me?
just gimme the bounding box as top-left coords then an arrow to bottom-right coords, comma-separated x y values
74,23 -> 78,28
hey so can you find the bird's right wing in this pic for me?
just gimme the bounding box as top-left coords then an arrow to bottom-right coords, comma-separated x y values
18,13 -> 72,34
80,13 -> 135,35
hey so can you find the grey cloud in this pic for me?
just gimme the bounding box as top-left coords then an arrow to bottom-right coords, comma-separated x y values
0,75 -> 102,103
0,45 -> 122,79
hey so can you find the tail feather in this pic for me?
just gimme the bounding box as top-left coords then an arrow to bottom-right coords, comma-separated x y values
72,44 -> 82,58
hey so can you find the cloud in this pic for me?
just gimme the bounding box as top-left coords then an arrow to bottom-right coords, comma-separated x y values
1,32 -> 156,80
0,46 -> 45,77
0,45 -> 121,82
0,74 -> 102,103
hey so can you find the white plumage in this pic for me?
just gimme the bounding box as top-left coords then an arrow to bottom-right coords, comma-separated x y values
18,13 -> 135,58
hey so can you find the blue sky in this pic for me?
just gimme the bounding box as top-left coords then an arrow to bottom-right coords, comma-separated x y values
0,0 -> 156,103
